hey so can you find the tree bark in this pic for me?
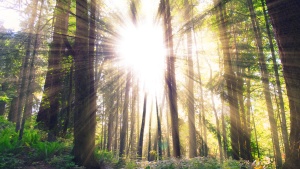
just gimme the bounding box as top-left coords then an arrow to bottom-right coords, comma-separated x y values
266,0 -> 300,168
119,72 -> 131,157
8,97 -> 18,123
73,0 -> 98,167
184,0 -> 197,158
162,0 -> 181,158
156,97 -> 163,160
37,0 -> 70,141
245,67 -> 252,161
138,94 -> 147,159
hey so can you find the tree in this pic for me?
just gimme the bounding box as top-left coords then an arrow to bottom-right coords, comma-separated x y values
184,0 -> 197,158
161,0 -> 181,158
216,1 -> 240,160
16,0 -> 39,132
37,0 -> 71,141
266,0 -> 300,168
119,72 -> 131,157
138,93 -> 147,159
73,0 -> 98,167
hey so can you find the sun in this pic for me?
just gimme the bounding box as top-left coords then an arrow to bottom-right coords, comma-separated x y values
117,22 -> 166,95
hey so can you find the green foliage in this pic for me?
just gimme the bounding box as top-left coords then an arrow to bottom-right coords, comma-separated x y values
221,158 -> 248,169
142,157 -> 251,169
32,141 -> 65,160
0,153 -> 25,169
0,117 -> 20,153
0,117 -> 76,168
21,129 -> 41,146
125,160 -> 138,169
95,149 -> 118,166
48,154 -> 78,169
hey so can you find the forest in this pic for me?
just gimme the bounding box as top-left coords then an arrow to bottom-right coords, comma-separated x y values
0,0 -> 299,168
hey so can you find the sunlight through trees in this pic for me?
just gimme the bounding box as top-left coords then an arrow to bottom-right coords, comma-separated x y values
0,0 -> 299,168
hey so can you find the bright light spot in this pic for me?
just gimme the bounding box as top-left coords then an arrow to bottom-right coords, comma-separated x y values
118,23 -> 166,95
0,7 -> 21,31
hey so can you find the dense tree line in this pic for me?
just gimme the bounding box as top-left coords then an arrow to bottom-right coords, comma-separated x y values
0,0 -> 299,168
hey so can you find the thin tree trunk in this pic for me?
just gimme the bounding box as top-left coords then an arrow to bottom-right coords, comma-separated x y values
162,0 -> 181,158
156,97 -> 163,160
221,98 -> 228,158
128,80 -> 137,158
147,103 -> 152,161
246,67 -> 252,161
138,94 -> 147,159
16,0 -> 39,132
119,72 -> 131,157
114,87 -> 120,154
208,66 -> 223,161
62,64 -> 73,136
8,97 -> 18,122
107,96 -> 114,151
19,0 -> 44,140
252,111 -> 260,159
184,0 -> 197,158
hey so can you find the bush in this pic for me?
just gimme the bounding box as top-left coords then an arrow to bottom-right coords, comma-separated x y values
0,153 -> 24,169
32,141 -> 65,160
48,154 -> 78,169
95,150 -> 118,166
125,160 -> 138,169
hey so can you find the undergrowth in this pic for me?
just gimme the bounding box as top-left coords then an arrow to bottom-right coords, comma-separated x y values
0,117 -> 274,169
0,117 -> 77,169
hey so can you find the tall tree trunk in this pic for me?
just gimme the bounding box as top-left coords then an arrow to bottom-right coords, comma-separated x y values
217,1 -> 240,160
221,97 -> 228,158
128,80 -> 137,158
16,0 -> 38,132
195,37 -> 207,157
73,0 -> 98,167
209,66 -> 223,161
138,94 -> 147,159
37,0 -> 70,142
19,0 -> 44,140
114,85 -> 120,154
245,67 -> 252,161
184,0 -> 197,158
247,0 -> 282,167
8,97 -> 18,122
88,0 -> 97,150
156,97 -> 163,160
266,0 -> 300,168
119,72 -> 131,157
162,0 -> 181,158
147,103 -> 152,161
232,22 -> 247,160
106,96 -> 115,151
62,64 -> 73,136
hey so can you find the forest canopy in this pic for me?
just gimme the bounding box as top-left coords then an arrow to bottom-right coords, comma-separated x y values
0,0 -> 300,168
